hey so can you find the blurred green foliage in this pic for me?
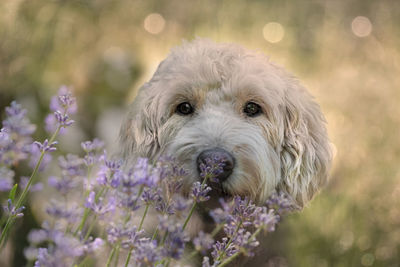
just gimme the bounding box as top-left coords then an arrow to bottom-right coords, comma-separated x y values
1,0 -> 399,266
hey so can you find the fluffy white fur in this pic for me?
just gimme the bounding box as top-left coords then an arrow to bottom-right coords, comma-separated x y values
119,39 -> 332,207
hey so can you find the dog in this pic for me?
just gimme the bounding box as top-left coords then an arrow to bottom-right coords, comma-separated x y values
119,38 -> 332,209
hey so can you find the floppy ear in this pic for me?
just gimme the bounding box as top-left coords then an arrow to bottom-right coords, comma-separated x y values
278,77 -> 332,208
118,82 -> 161,162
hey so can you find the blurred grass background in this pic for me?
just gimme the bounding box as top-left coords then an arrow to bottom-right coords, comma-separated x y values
0,0 -> 399,266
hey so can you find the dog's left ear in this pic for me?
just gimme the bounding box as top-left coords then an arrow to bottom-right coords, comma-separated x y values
118,82 -> 162,163
278,77 -> 333,208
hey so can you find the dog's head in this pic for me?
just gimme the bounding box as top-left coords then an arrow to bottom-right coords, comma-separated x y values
119,39 -> 332,208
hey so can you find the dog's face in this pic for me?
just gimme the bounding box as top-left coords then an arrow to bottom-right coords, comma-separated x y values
119,39 -> 332,207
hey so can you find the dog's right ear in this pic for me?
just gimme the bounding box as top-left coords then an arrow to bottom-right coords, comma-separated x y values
119,82 -> 161,162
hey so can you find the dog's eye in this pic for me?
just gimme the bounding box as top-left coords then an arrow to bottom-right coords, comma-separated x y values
176,102 -> 194,115
243,102 -> 262,117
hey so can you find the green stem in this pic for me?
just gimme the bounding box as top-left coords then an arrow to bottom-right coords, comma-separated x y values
106,246 -> 117,267
211,224 -> 223,237
0,126 -> 61,249
114,244 -> 120,267
74,187 -> 106,236
83,215 -> 98,241
124,248 -> 132,267
138,204 -> 149,231
160,231 -> 168,246
17,126 -> 61,209
182,174 -> 211,231
182,202 -> 197,231
0,217 -> 14,248
123,193 -> 148,267
151,227 -> 159,241
77,255 -> 91,267
216,198 -> 250,263
217,251 -> 240,267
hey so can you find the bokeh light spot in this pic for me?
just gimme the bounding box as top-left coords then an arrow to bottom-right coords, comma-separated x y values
351,16 -> 372,37
262,22 -> 285,43
361,253 -> 375,266
144,13 -> 166,35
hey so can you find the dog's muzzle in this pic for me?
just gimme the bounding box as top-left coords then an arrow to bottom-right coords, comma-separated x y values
196,148 -> 235,182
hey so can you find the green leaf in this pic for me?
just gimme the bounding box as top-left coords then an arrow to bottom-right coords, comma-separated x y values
8,184 -> 18,202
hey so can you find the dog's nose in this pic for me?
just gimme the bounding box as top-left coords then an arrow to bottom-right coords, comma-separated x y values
197,148 -> 235,182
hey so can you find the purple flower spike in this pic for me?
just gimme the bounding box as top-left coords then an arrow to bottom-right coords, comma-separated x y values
84,238 -> 104,253
265,191 -> 297,216
191,182 -> 212,203
85,191 -> 116,217
0,167 -> 14,191
254,207 -> 280,232
194,231 -> 214,254
211,237 -> 238,261
4,199 -> 25,218
54,111 -> 74,127
1,101 -> 36,166
50,85 -> 77,114
132,238 -> 161,264
34,139 -> 58,153
198,155 -> 226,182
120,226 -> 145,249
81,138 -> 104,153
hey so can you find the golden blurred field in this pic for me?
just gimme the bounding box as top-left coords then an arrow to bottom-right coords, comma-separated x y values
0,0 -> 399,266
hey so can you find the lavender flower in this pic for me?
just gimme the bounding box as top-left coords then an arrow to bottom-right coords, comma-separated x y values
29,222 -> 103,266
231,196 -> 257,227
0,166 -> 14,191
132,157 -> 159,187
45,86 -> 77,133
84,237 -> 104,253
0,128 -> 11,147
162,227 -> 189,259
85,191 -> 116,217
48,176 -> 79,195
191,182 -> 212,203
265,191 -> 297,216
3,101 -> 36,136
45,201 -> 81,223
106,224 -> 124,245
54,111 -> 74,127
132,238 -> 161,265
193,231 -> 214,254
172,195 -> 192,213
0,101 -> 35,166
58,154 -> 85,177
120,226 -> 145,249
81,139 -> 104,166
142,188 -> 161,205
3,199 -> 25,218
96,152 -> 123,187
253,207 -> 280,232
209,198 -> 233,224
81,139 -> 104,153
28,228 -> 48,244
198,155 -> 225,182
211,237 -> 238,261
34,139 -> 58,153
231,229 -> 259,256
28,144 -> 52,172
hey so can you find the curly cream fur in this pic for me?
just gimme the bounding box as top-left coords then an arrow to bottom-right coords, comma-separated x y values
119,39 -> 332,207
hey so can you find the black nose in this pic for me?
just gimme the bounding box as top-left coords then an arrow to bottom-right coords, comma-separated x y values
197,148 -> 235,182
